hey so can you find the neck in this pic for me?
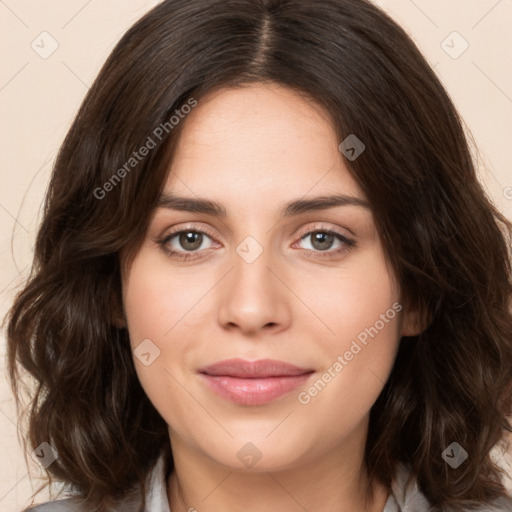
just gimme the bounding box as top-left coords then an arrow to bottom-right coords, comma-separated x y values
166,432 -> 389,512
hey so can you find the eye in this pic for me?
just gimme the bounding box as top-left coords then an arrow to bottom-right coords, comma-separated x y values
293,226 -> 356,259
158,228 -> 217,261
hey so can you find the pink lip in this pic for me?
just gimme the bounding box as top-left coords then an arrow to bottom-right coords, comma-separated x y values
198,358 -> 314,405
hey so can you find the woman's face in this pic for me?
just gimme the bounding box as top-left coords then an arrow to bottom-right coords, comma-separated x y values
122,83 -> 416,472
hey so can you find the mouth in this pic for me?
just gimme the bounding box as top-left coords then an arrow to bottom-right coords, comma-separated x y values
198,358 -> 314,406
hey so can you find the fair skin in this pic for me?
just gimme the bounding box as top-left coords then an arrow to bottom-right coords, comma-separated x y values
122,83 -> 422,512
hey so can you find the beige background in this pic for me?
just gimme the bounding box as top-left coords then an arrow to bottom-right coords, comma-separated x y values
1,0 -> 511,510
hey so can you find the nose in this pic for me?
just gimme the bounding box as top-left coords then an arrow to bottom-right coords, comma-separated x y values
216,244 -> 292,336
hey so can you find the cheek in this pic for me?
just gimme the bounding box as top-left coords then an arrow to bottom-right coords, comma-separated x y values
303,318 -> 400,448
122,252 -> 196,407
294,294 -> 401,447
293,247 -> 401,413
123,252 -> 200,345
294,243 -> 400,349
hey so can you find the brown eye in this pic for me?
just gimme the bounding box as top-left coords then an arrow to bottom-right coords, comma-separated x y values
159,228 -> 217,260
308,231 -> 336,251
294,227 -> 356,260
176,231 -> 204,251
298,230 -> 354,252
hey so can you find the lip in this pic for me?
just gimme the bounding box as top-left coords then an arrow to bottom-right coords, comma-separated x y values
199,358 -> 312,378
198,358 -> 314,405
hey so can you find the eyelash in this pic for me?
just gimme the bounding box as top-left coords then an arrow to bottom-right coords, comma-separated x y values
157,225 -> 356,261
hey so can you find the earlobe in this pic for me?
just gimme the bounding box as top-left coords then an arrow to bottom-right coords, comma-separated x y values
401,302 -> 430,337
112,314 -> 127,329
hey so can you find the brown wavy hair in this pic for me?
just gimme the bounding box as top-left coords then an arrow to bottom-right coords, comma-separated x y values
5,0 -> 512,510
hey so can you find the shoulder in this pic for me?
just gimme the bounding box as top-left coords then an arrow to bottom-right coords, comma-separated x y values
22,453 -> 170,512
386,463 -> 433,511
23,495 -> 143,512
446,495 -> 512,512
23,498 -> 88,512
477,495 -> 512,512
389,463 -> 512,512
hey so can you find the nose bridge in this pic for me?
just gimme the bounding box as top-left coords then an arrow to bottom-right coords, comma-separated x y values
231,233 -> 277,302
216,232 -> 290,333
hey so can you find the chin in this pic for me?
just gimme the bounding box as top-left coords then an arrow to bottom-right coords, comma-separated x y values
200,434 -> 311,473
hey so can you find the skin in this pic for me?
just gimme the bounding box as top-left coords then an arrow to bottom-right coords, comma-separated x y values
121,83 -> 423,512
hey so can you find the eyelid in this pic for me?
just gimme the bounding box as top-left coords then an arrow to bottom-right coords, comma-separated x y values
294,223 -> 353,242
159,222 -> 218,241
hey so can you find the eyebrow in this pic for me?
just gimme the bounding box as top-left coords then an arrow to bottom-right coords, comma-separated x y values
156,193 -> 371,218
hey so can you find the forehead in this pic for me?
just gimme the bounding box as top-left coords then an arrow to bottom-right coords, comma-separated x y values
165,83 -> 366,208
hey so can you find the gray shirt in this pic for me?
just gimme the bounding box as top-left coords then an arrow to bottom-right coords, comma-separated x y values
25,454 -> 512,511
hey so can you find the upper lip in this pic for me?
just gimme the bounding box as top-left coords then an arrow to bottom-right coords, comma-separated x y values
199,358 -> 313,378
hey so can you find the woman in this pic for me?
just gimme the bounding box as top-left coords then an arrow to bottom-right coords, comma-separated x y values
6,0 -> 512,511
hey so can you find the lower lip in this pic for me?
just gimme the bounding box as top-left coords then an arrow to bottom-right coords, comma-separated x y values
200,373 -> 313,405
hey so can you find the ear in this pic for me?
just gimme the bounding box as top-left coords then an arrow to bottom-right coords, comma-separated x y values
110,288 -> 127,329
400,298 -> 430,337
112,313 -> 127,329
